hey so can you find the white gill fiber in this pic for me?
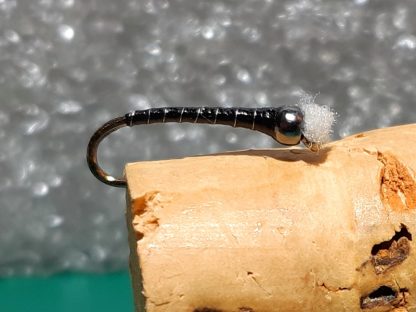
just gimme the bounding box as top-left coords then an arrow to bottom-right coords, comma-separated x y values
299,94 -> 336,146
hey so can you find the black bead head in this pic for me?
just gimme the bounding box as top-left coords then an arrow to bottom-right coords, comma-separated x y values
274,106 -> 304,145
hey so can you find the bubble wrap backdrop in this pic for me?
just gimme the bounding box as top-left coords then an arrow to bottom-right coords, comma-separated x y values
1,0 -> 416,276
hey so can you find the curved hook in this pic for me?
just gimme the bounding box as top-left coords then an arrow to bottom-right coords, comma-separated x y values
86,116 -> 128,188
87,105 -> 331,188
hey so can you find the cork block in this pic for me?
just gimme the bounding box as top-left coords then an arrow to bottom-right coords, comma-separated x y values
125,124 -> 416,312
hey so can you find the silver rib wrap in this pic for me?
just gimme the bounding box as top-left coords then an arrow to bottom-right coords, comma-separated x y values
1,0 -> 415,275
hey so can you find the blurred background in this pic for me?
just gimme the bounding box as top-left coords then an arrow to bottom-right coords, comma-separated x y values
1,0 -> 415,310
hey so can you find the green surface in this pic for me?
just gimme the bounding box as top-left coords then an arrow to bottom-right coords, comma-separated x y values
0,271 -> 134,312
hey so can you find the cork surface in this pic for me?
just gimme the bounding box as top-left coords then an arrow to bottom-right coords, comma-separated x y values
126,124 -> 416,312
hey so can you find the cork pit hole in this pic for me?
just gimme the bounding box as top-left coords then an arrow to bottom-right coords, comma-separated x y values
360,286 -> 409,310
371,224 -> 412,274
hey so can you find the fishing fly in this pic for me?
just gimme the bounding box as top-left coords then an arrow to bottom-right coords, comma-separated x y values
87,101 -> 335,188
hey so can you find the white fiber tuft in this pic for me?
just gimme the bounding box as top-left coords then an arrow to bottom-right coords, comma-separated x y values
299,94 -> 336,145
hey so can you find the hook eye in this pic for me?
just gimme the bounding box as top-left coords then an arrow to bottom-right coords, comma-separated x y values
301,135 -> 321,152
86,116 -> 128,187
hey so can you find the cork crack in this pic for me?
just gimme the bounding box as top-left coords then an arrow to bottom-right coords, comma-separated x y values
247,271 -> 272,296
152,300 -> 171,307
194,307 -> 254,312
147,295 -> 173,308
318,282 -> 352,293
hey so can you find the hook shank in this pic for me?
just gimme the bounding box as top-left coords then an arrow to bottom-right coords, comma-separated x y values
86,105 -> 307,188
